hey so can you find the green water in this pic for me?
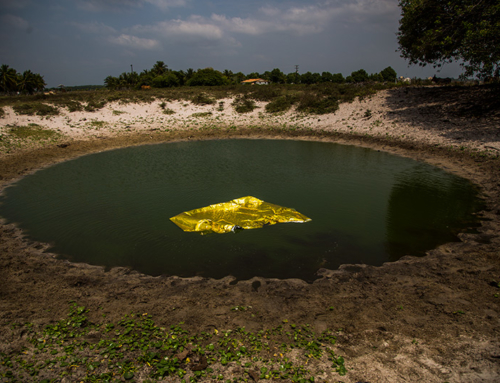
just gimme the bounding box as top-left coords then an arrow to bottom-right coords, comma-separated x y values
0,139 -> 483,281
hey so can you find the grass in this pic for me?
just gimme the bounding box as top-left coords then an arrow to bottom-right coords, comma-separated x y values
0,303 -> 347,382
8,124 -> 60,140
191,112 -> 213,118
12,103 -> 60,116
265,95 -> 297,113
0,107 -> 4,118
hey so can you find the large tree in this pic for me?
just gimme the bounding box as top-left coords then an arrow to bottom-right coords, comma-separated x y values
397,0 -> 500,79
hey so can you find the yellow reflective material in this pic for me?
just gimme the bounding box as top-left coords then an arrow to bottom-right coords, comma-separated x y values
170,196 -> 311,234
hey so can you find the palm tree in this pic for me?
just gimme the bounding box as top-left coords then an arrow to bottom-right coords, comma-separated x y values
152,61 -> 168,76
0,64 -> 18,93
32,73 -> 46,92
18,70 -> 37,94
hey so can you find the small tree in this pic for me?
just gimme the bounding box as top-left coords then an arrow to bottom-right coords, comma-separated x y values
380,66 -> 397,82
331,73 -> 345,84
350,69 -> 369,83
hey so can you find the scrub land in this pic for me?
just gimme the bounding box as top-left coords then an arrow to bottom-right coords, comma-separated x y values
0,83 -> 499,382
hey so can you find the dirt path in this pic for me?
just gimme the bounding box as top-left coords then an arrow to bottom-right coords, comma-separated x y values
0,86 -> 499,382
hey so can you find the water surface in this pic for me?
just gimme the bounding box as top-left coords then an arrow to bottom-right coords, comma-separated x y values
0,139 -> 483,281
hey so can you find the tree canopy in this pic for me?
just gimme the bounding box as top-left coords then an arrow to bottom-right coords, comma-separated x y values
397,0 -> 500,79
0,64 -> 46,94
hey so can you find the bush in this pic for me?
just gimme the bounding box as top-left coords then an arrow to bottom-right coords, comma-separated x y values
186,68 -> 228,86
232,97 -> 257,113
248,86 -> 282,101
13,103 -> 59,116
9,124 -> 59,139
297,94 -> 339,114
84,100 -> 107,112
191,93 -> 215,105
265,95 -> 297,113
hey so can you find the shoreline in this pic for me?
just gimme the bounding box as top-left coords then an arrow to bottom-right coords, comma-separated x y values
1,86 -> 500,382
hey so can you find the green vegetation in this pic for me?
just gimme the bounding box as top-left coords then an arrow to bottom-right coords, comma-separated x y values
8,124 -> 59,140
191,112 -> 213,118
0,64 -> 46,94
265,95 -> 297,113
232,97 -> 257,113
103,61 -> 399,90
398,0 -> 500,79
13,103 -> 59,116
0,107 -> 4,118
0,303 -> 347,382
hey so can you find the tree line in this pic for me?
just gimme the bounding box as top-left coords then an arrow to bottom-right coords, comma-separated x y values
0,64 -> 46,94
104,62 -> 398,89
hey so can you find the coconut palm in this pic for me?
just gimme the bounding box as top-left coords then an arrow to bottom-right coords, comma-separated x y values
0,64 -> 18,93
152,61 -> 168,76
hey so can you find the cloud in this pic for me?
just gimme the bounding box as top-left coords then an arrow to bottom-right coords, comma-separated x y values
131,16 -> 223,41
70,21 -> 117,35
1,14 -> 32,33
0,0 -> 30,9
108,34 -> 160,49
77,0 -> 187,12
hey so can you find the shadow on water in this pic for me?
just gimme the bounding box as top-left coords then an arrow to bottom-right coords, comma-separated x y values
385,166 -> 484,261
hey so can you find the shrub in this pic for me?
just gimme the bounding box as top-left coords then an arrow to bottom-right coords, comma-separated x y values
232,97 -> 257,113
265,95 -> 297,113
0,107 -> 4,118
9,124 -> 59,139
84,100 -> 107,112
297,94 -> 339,114
191,93 -> 215,105
248,86 -> 282,101
13,103 -> 59,116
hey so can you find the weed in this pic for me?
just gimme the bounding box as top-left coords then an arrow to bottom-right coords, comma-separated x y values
163,108 -> 175,115
13,103 -> 59,116
191,112 -> 213,118
0,107 -> 5,118
364,109 -> 372,118
84,100 -> 107,112
159,101 -> 167,109
0,304 -> 348,382
191,93 -> 215,105
112,110 -> 126,115
217,101 -> 225,111
89,120 -> 107,129
296,94 -> 339,115
9,124 -> 59,140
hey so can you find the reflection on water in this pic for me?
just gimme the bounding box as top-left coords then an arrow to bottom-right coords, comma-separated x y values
0,139 -> 483,281
385,166 -> 483,261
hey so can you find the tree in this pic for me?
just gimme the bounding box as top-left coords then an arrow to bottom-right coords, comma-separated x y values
350,69 -> 369,83
380,66 -> 397,82
331,73 -> 345,83
0,64 -> 18,92
152,61 -> 168,76
18,70 -> 37,94
397,0 -> 500,79
186,68 -> 228,86
269,68 -> 286,84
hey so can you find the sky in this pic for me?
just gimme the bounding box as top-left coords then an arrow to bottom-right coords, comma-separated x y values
0,0 -> 464,88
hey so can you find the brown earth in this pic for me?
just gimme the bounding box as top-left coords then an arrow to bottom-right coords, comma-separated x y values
0,86 -> 500,382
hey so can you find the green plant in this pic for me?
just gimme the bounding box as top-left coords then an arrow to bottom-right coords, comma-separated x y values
265,95 -> 297,113
13,103 -> 59,116
191,93 -> 215,105
163,108 -> 175,115
9,124 -> 59,140
191,112 -> 212,118
364,109 -> 372,118
232,97 -> 256,113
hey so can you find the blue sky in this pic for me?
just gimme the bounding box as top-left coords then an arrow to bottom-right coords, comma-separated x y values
0,0 -> 463,87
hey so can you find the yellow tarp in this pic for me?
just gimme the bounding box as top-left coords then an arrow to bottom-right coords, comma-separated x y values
170,196 -> 311,234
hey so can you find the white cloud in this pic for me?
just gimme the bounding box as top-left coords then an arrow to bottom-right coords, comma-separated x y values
108,34 -> 160,49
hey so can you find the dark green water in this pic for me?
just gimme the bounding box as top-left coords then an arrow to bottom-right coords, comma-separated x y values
0,139 -> 483,281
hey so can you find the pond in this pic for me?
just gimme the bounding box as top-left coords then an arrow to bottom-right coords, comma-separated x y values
0,139 -> 484,282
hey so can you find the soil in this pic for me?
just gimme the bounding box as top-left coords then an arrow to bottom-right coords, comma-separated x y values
1,86 -> 500,382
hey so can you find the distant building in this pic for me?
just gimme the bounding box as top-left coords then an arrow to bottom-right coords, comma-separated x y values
241,78 -> 269,85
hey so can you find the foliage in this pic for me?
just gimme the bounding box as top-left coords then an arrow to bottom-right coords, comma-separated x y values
265,95 -> 297,113
297,94 -> 339,114
191,93 -> 215,105
186,68 -> 228,87
397,0 -> 500,79
0,304 -> 347,382
232,97 -> 257,113
350,69 -> 369,83
13,103 -> 59,116
8,124 -> 60,140
380,66 -> 398,82
269,68 -> 286,84
0,64 -> 46,94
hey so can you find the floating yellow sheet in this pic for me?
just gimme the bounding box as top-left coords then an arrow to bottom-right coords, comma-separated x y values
170,196 -> 311,234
